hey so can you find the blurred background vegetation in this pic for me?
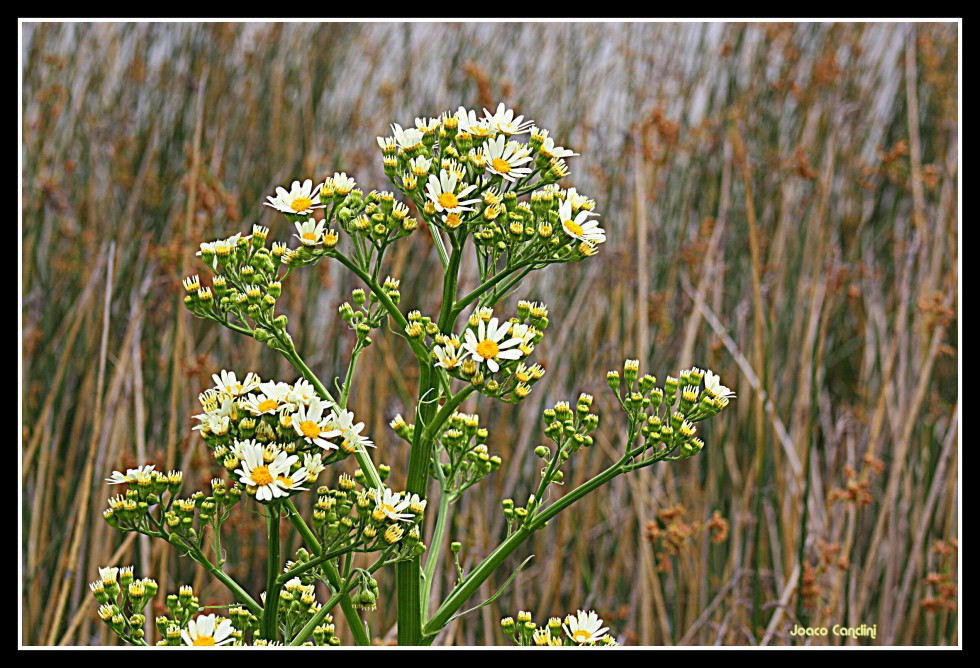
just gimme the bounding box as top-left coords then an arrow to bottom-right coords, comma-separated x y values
21,21 -> 958,646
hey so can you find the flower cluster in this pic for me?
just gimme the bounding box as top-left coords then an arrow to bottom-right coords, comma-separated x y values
404,302 -> 548,400
89,565 -> 159,645
193,371 -> 373,501
302,475 -> 427,560
392,410 -> 502,498
500,609 -> 618,646
102,459 -> 243,547
152,583 -> 257,646
608,363 -> 733,461
376,105 -> 606,266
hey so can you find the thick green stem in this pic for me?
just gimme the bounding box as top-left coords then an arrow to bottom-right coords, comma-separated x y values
421,489 -> 453,622
437,241 -> 463,332
263,506 -> 282,640
397,364 -> 439,645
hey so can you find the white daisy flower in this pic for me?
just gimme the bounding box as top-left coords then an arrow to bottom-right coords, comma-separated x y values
415,117 -> 440,133
462,316 -> 524,373
372,486 -> 413,522
482,135 -> 534,183
377,136 -> 397,152
211,370 -> 261,398
229,438 -> 257,459
288,379 -> 318,407
302,452 -> 326,483
242,382 -> 293,416
456,106 -> 494,138
539,136 -> 579,160
211,234 -> 241,266
332,172 -> 356,195
563,187 -> 595,211
292,397 -> 341,449
563,609 -> 609,645
424,169 -> 481,214
294,218 -> 326,246
196,241 -> 216,258
704,370 -> 736,400
330,409 -> 375,452
105,464 -> 156,485
339,423 -> 374,453
409,156 -> 432,177
482,103 -> 534,135
264,179 -> 324,216
192,412 -> 230,436
405,493 -> 427,514
390,123 -> 424,151
330,407 -> 358,433
98,566 -> 119,583
181,614 -> 235,646
433,337 -> 468,371
468,148 -> 487,169
234,442 -> 305,502
558,199 -> 605,246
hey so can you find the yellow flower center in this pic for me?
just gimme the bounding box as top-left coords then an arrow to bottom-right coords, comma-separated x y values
256,399 -> 279,413
573,629 -> 592,643
301,232 -> 318,241
281,415 -> 293,427
278,475 -> 293,487
193,636 -> 216,646
251,465 -> 274,486
476,339 -> 500,360
491,158 -> 512,174
290,197 -> 313,212
381,503 -> 396,515
438,192 -> 460,209
445,212 -> 462,228
563,219 -> 584,237
299,420 -> 321,439
443,356 -> 459,369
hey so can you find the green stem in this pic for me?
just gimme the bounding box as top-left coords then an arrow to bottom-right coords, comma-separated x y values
437,240 -> 463,332
421,385 -> 477,444
282,500 -> 372,646
482,265 -> 537,307
339,344 -> 364,409
421,488 -> 453,622
263,505 -> 282,640
451,261 -> 533,320
288,550 -> 392,646
290,589 -> 347,646
183,543 -> 261,616
213,522 -> 223,568
423,458 -> 627,638
397,363 -> 438,645
425,220 -> 451,270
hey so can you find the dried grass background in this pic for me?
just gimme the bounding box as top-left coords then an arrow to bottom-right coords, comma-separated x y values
21,21 -> 958,646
